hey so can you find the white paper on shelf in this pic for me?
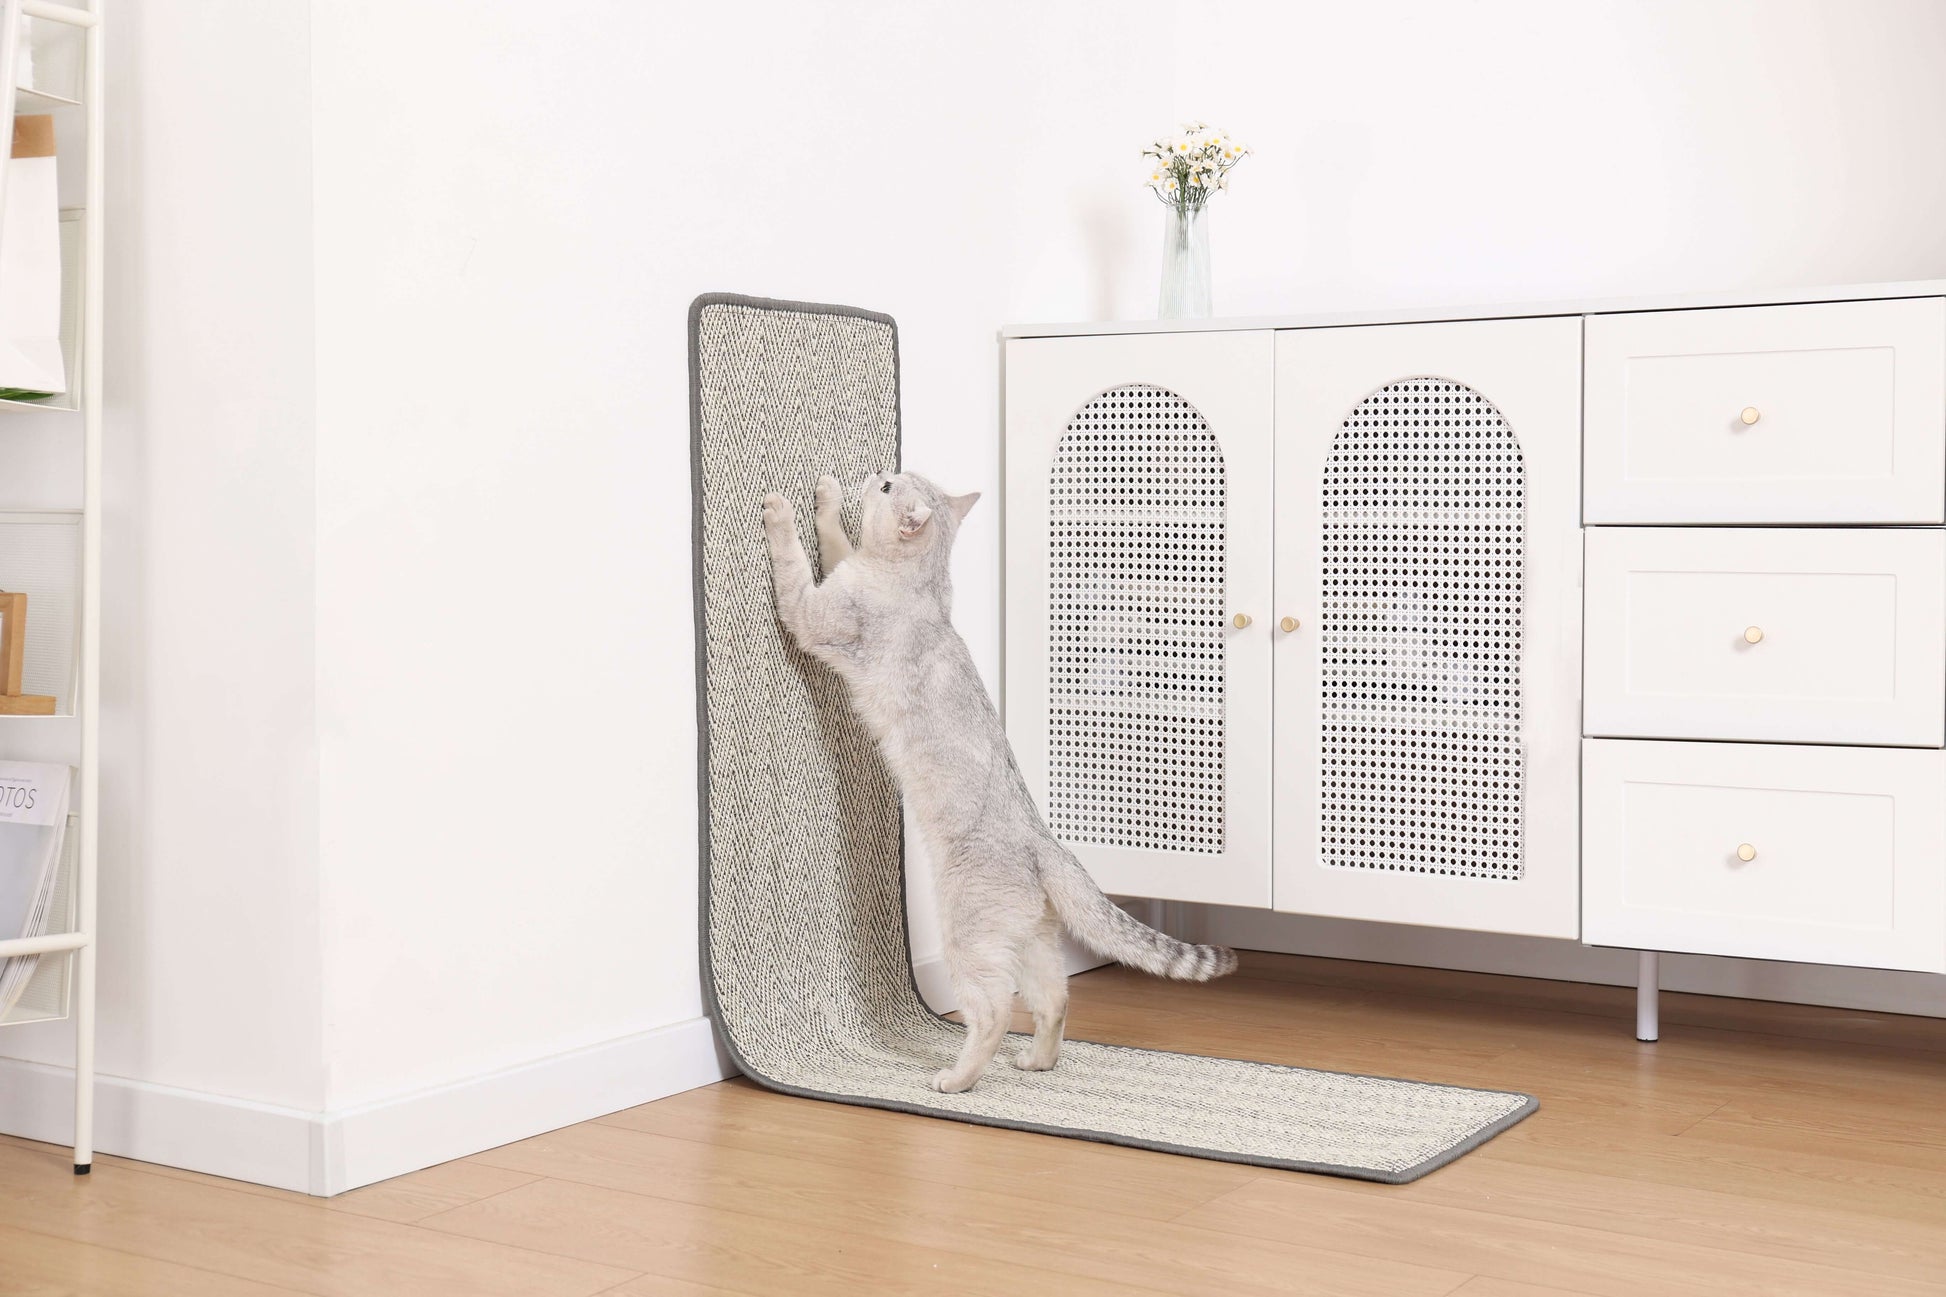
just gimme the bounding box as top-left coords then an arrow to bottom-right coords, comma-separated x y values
0,760 -> 73,1017
0,116 -> 65,395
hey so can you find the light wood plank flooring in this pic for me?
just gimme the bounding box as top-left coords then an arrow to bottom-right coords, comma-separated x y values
3,952 -> 1943,1295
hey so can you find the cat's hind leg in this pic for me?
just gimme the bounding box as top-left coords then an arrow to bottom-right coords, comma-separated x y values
814,475 -> 854,575
933,957 -> 1013,1094
1012,908 -> 1068,1072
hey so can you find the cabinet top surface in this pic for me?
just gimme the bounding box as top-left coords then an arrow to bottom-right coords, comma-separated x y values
1000,278 -> 1946,340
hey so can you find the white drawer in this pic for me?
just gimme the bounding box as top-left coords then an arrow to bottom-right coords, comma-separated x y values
1582,740 -> 1946,973
1583,528 -> 1946,747
1585,298 -> 1946,524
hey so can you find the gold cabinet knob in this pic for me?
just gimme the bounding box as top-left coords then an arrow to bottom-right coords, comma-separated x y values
1740,406 -> 1761,425
1743,626 -> 1764,644
1231,613 -> 1252,629
1736,843 -> 1757,862
1279,615 -> 1299,633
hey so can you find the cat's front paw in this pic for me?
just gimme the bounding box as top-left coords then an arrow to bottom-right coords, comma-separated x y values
761,492 -> 794,534
930,1068 -> 976,1094
1013,1053 -> 1057,1072
814,475 -> 843,513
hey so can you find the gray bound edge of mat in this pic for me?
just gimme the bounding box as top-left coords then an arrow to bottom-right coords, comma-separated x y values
688,290 -> 1538,1184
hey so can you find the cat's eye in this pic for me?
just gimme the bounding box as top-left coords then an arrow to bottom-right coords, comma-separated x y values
880,480 -> 892,493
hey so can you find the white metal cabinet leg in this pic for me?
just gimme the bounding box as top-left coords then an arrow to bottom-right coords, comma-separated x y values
1636,950 -> 1660,1043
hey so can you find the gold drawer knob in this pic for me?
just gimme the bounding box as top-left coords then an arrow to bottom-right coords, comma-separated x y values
1736,843 -> 1757,862
1740,406 -> 1761,425
1279,615 -> 1299,633
1232,613 -> 1252,629
1743,626 -> 1764,644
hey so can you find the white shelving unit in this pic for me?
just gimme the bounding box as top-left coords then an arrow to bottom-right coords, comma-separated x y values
0,0 -> 102,1174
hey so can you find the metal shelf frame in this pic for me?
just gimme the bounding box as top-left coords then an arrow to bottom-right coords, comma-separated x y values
0,0 -> 102,1175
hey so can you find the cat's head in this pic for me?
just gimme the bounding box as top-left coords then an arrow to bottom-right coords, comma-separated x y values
858,471 -> 980,556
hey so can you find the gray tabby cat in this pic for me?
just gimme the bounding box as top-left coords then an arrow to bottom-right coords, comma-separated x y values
762,471 -> 1238,1094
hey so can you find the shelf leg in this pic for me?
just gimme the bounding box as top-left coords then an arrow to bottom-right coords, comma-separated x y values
72,8 -> 104,1181
72,935 -> 93,1172
1635,950 -> 1660,1043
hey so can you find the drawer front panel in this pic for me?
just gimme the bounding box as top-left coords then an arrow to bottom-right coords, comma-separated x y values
1584,298 -> 1946,523
1582,739 -> 1946,972
1583,528 -> 1946,746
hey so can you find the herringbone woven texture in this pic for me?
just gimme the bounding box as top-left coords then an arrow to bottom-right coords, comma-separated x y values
690,294 -> 1536,1182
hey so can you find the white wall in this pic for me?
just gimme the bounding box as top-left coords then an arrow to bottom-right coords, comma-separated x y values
305,0 -> 1173,1111
1177,0 -> 1946,316
5,0 -> 1945,1189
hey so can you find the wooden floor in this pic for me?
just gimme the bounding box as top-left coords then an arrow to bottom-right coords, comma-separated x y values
3,953 -> 1944,1296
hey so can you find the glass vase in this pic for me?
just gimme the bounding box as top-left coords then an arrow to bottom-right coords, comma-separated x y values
1158,203 -> 1211,319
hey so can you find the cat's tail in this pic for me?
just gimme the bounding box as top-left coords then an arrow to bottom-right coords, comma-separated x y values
1037,846 -> 1239,981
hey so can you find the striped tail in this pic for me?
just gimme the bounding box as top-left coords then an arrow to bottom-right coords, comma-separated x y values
1037,846 -> 1238,981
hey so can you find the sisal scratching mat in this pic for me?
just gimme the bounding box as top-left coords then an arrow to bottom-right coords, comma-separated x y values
690,292 -> 1537,1183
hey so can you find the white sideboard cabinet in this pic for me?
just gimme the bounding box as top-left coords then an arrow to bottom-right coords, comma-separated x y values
1003,280 -> 1946,1033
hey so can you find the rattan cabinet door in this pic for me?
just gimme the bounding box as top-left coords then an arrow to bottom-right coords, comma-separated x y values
1273,319 -> 1582,938
1004,331 -> 1273,907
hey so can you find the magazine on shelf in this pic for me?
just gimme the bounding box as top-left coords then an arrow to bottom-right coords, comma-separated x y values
0,760 -> 73,1017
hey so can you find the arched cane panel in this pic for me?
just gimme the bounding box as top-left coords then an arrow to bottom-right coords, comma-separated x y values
1047,385 -> 1226,854
1320,379 -> 1525,880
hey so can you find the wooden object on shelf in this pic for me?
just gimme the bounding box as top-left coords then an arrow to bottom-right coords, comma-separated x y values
0,693 -> 54,715
0,589 -> 23,693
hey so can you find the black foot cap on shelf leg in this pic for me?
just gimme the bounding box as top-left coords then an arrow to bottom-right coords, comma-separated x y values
73,1163 -> 90,1175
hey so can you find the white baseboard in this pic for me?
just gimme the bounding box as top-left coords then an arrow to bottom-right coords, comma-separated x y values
318,1015 -> 734,1195
0,1015 -> 736,1196
1195,905 -> 1946,1019
0,1055 -> 321,1188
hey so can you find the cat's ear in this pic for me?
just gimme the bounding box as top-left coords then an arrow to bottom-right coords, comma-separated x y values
898,503 -> 934,538
948,492 -> 981,522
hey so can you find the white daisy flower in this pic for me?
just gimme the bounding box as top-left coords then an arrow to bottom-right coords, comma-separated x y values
1142,121 -> 1249,204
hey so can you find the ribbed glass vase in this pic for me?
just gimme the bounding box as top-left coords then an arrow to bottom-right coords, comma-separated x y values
1158,203 -> 1211,319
